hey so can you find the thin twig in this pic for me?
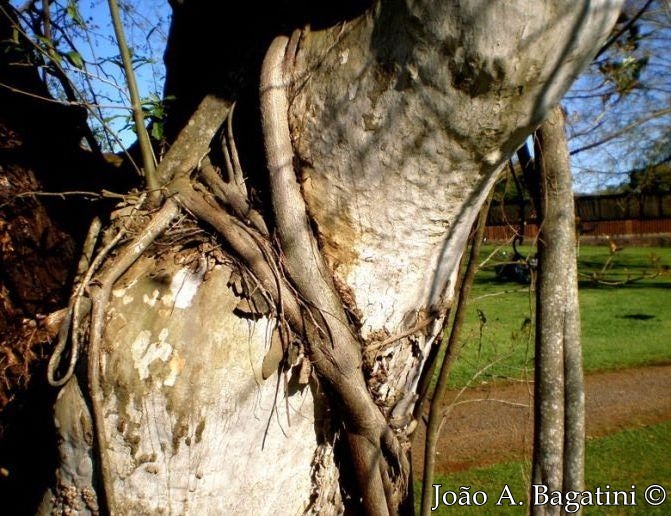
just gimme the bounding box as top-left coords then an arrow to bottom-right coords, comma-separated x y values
366,316 -> 436,353
107,0 -> 158,200
17,0 -> 39,13
3,3 -> 102,154
451,398 -> 530,409
471,287 -> 529,301
594,0 -> 655,59
0,189 -> 128,208
0,79 -> 142,176
420,193 -> 492,516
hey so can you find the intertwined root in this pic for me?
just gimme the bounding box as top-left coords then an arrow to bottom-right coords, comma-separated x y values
53,75 -> 409,512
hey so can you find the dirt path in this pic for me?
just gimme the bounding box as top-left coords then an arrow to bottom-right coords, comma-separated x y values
412,363 -> 671,474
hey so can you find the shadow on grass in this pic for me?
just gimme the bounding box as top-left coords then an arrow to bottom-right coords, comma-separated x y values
619,313 -> 656,320
577,280 -> 671,290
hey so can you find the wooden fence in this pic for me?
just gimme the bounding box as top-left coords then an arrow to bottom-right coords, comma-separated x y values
485,193 -> 671,241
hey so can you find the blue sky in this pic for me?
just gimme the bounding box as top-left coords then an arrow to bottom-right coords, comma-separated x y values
11,1 -> 669,193
14,0 -> 172,150
74,0 -> 170,148
564,0 -> 671,192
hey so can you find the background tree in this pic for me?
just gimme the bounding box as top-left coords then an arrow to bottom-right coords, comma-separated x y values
567,0 -> 671,192
531,107 -> 584,515
0,1 -> 622,514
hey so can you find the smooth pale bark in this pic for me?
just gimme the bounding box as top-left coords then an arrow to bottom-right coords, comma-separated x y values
41,1 -> 620,513
291,0 -> 620,441
531,106 -> 584,515
294,0 -> 620,333
41,257 -> 331,515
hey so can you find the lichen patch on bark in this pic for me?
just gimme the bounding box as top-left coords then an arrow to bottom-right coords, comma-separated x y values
96,259 -> 321,513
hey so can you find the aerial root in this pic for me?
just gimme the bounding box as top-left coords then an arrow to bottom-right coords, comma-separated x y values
198,103 -> 268,236
47,216 -> 102,387
86,197 -> 181,514
260,34 -> 412,514
48,94 -> 234,391
43,58 -> 410,511
46,94 -> 238,514
174,177 -> 305,331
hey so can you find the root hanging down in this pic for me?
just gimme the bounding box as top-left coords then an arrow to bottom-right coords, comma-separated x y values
260,32 -> 408,514
47,216 -> 102,387
87,198 -> 181,513
45,38 -> 413,510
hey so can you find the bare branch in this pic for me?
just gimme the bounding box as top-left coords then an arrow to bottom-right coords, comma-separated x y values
595,0 -> 655,59
106,0 -> 158,199
157,95 -> 231,186
570,107 -> 671,155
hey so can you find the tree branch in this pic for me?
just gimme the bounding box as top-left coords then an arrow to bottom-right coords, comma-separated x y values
594,0 -> 654,60
157,94 -> 231,186
570,107 -> 671,156
107,0 -> 158,200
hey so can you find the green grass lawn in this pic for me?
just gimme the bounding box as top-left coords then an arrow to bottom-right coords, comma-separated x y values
417,421 -> 671,514
446,244 -> 671,389
417,244 -> 671,514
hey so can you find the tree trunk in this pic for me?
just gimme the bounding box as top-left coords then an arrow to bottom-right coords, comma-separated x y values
35,1 -> 621,514
531,106 -> 584,515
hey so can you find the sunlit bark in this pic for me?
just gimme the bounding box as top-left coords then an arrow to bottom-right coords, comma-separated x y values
532,106 -> 584,515
35,1 -> 621,513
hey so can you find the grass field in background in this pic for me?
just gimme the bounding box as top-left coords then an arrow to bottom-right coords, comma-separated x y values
446,244 -> 671,388
418,244 -> 671,514
416,421 -> 671,515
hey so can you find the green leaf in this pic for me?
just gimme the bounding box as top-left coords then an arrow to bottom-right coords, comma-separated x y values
66,1 -> 87,29
36,35 -> 53,49
151,122 -> 164,141
64,51 -> 84,70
